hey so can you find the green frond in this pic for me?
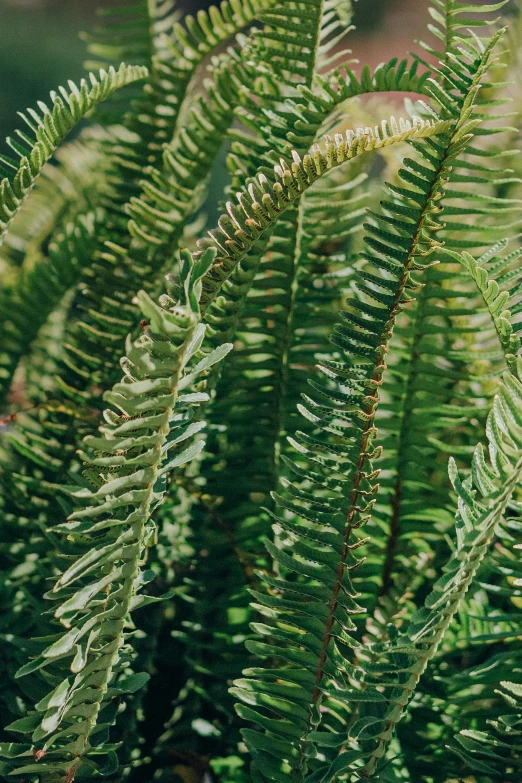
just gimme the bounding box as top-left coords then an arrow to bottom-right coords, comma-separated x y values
0,64 -> 147,246
83,0 -> 178,69
0,1 -> 520,779
248,0 -> 327,88
451,246 -> 522,371
419,0 -> 509,61
0,212 -> 101,406
232,29 -> 507,782
362,12 -> 520,650
349,358 -> 522,781
227,58 -> 433,187
199,115 -> 450,310
0,247 -> 232,781
449,611 -> 522,776
169,0 -> 276,64
0,128 -> 110,273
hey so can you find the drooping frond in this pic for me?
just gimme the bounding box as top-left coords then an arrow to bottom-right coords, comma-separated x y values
227,57 -> 432,189
0,65 -> 147,245
0,247 -> 232,781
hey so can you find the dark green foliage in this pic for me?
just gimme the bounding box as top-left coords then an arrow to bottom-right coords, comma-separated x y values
0,2 -> 521,783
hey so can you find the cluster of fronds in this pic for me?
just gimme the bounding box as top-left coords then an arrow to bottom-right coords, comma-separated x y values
0,1 -> 521,782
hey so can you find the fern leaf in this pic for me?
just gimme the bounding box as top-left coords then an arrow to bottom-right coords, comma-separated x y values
0,247 -> 231,781
0,64 -> 147,245
351,359 -> 522,781
451,247 -> 522,372
233,29 -> 505,782
0,213 -> 101,405
199,116 -> 450,309
365,11 -> 520,648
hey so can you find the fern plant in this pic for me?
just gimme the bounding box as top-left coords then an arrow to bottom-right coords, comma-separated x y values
0,1 -> 521,782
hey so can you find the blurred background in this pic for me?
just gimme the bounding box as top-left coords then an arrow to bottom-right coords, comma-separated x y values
1,0 -> 517,144
0,0 -> 435,142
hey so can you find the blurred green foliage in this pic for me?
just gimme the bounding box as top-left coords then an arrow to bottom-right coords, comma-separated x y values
0,0 -> 389,146
0,1 -> 94,142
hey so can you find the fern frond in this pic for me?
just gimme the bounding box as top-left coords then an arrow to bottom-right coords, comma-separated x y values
83,0 -> 178,68
0,213 -> 101,405
370,238 -> 522,633
449,605 -> 522,776
0,247 -> 231,781
364,14 -> 520,644
227,58 -> 433,188
169,0 -> 275,64
451,246 -> 522,371
419,0 -> 509,61
232,30 -> 505,782
349,359 -> 522,781
316,0 -> 354,72
0,128 -> 109,273
0,64 -> 147,245
249,0 -> 327,88
199,115 -> 450,310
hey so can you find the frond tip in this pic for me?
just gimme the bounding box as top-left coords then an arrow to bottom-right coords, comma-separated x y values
0,63 -> 148,244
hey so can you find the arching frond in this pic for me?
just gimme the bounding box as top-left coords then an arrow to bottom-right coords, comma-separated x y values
232,29 -> 505,782
199,116 -> 450,309
0,65 -> 147,245
0,1 -> 520,780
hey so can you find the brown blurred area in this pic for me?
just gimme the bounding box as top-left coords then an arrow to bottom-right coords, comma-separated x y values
350,0 -> 430,68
